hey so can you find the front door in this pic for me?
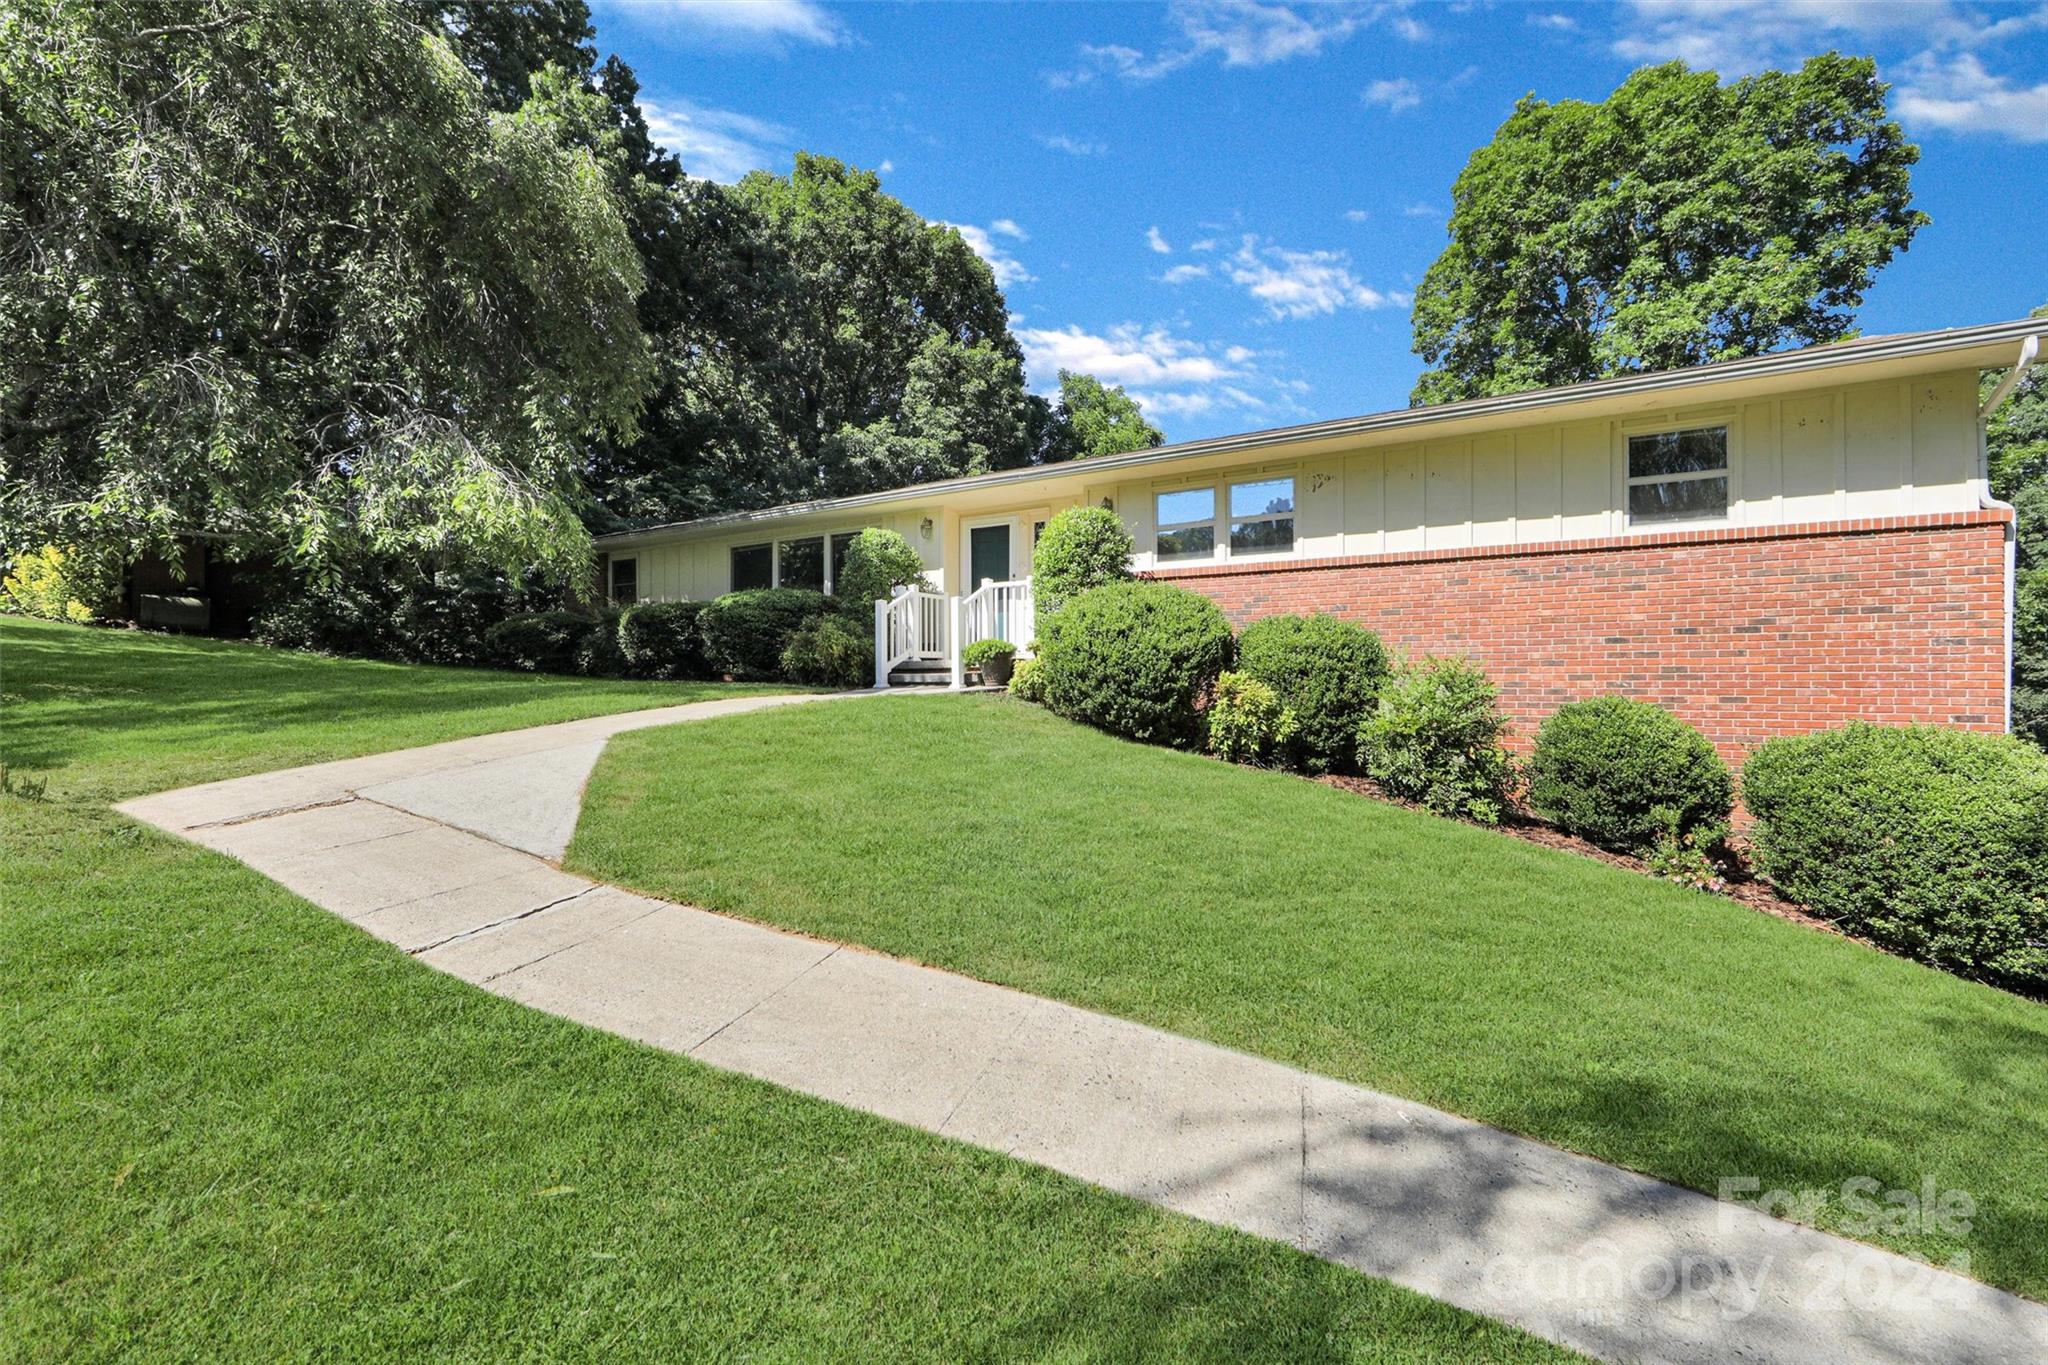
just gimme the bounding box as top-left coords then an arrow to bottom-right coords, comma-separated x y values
969,523 -> 1011,589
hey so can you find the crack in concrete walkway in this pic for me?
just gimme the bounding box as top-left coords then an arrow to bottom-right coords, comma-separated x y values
115,692 -> 2048,1365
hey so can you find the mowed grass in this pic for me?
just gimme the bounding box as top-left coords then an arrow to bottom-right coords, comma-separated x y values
0,618 -> 1574,1362
571,694 -> 2048,1300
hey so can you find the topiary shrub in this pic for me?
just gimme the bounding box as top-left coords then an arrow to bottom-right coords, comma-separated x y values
780,614 -> 873,688
1032,506 -> 1134,626
484,610 -> 596,674
1358,656 -> 1516,823
2,545 -> 119,623
699,588 -> 839,680
1526,696 -> 1733,853
1036,580 -> 1233,747
1206,671 -> 1294,766
1008,656 -> 1045,704
836,528 -> 930,607
620,600 -> 710,680
1234,613 -> 1389,773
1741,724 -> 2048,987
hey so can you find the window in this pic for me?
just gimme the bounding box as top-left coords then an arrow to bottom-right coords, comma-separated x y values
731,543 -> 772,591
1229,477 -> 1294,554
779,536 -> 825,591
829,531 -> 859,592
609,556 -> 638,606
1155,487 -> 1216,561
1627,425 -> 1729,523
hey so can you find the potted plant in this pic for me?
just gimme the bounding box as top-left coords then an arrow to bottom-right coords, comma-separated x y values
962,637 -> 1017,687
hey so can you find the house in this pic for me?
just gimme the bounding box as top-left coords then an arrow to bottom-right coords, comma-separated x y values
594,317 -> 2042,762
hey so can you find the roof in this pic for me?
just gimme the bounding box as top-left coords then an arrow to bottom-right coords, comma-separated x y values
595,316 -> 2045,547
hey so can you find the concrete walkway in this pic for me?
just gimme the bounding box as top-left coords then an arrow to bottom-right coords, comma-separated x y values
118,694 -> 2048,1365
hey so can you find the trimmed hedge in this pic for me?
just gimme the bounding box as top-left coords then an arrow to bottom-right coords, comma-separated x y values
699,588 -> 839,681
1358,656 -> 1516,824
1032,506 -> 1133,625
1235,613 -> 1388,773
620,600 -> 710,679
1742,724 -> 2048,987
484,611 -> 598,675
780,614 -> 873,688
836,528 -> 928,607
1036,580 -> 1233,747
1527,696 -> 1733,852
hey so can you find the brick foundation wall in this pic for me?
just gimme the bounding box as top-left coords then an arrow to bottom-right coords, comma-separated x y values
1147,511 -> 2013,767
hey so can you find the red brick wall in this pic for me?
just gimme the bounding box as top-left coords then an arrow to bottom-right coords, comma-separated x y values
1147,511 -> 2012,767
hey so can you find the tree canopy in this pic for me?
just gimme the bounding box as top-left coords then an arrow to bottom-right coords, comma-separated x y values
0,0 -> 651,578
1042,371 -> 1165,462
1987,304 -> 2048,750
1409,54 -> 1928,405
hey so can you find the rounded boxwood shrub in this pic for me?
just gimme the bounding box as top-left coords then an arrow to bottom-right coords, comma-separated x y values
836,528 -> 929,607
1205,671 -> 1293,766
1032,506 -> 1133,625
779,614 -> 873,688
699,588 -> 838,680
1036,580 -> 1233,747
1235,613 -> 1388,773
1742,724 -> 2048,987
1527,696 -> 1733,852
619,600 -> 710,680
484,610 -> 596,674
1007,656 -> 1045,704
1357,656 -> 1515,824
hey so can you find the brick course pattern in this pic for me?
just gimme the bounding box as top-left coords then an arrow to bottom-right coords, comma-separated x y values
1147,511 -> 2012,767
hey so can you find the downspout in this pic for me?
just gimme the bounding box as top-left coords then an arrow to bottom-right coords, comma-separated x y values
1978,333 -> 2042,733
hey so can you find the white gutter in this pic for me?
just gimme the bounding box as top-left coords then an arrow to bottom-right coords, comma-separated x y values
1977,333 -> 2042,734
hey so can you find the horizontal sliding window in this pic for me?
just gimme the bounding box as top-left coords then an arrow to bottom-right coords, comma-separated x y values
1229,477 -> 1295,554
1156,487 -> 1216,562
1627,426 -> 1728,524
731,542 -> 772,592
779,536 -> 825,592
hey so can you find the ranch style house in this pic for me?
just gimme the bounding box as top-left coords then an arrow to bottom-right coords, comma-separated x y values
594,316 -> 2043,764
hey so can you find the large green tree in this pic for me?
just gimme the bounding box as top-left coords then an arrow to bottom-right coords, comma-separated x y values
0,0 -> 651,578
1410,54 -> 1927,405
1987,304 -> 2048,750
1040,370 -> 1165,462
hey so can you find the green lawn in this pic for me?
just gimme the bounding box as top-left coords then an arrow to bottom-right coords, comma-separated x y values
0,617 -> 1572,1362
570,694 -> 2048,1301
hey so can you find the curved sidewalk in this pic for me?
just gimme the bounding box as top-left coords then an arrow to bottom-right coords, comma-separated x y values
118,693 -> 2048,1365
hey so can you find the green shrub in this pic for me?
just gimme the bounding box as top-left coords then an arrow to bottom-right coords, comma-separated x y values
1358,657 -> 1516,824
1526,696 -> 1733,852
1206,671 -> 1294,766
1008,656 -> 1045,704
836,528 -> 929,607
962,638 -> 1015,668
1741,724 -> 2048,986
620,600 -> 710,679
484,611 -> 595,674
699,588 -> 839,680
1235,613 -> 1388,773
252,559 -> 552,666
780,614 -> 873,688
1036,580 -> 1233,747
2,545 -> 118,623
1032,506 -> 1133,626
576,607 -> 627,677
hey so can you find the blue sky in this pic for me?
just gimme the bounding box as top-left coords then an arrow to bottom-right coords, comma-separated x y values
589,0 -> 2048,442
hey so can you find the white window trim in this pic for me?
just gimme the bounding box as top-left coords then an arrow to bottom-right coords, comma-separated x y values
1151,472 -> 1299,565
1618,415 -> 1739,531
732,527 -> 874,593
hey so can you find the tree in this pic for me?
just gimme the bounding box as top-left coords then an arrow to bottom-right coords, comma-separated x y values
1041,370 -> 1164,462
1987,304 -> 2048,750
1410,54 -> 1927,405
0,0 -> 652,580
408,0 -> 596,111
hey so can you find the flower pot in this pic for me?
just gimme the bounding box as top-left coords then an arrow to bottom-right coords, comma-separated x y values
979,651 -> 1016,686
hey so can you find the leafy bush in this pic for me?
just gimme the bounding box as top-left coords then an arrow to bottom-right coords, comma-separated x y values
962,638 -> 1015,668
1036,580 -> 1233,747
484,611 -> 597,674
1032,506 -> 1133,625
1741,724 -> 2048,986
1526,696 -> 1733,852
1007,656 -> 1045,703
1358,657 -> 1516,824
1206,671 -> 1294,765
1234,613 -> 1388,773
252,560 -> 552,665
2,545 -> 118,623
620,600 -> 709,679
780,614 -> 873,688
699,588 -> 839,680
576,607 -> 627,677
836,528 -> 929,607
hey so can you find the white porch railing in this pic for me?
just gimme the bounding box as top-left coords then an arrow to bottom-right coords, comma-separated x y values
872,577 -> 1035,689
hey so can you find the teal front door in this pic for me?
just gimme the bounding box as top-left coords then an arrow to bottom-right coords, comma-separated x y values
969,523 -> 1011,589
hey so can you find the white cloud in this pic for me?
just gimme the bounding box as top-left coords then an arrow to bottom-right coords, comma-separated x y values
1401,201 -> 1440,218
1161,263 -> 1211,283
598,0 -> 848,49
1128,389 -> 1221,418
1047,1 -> 1421,85
1189,237 -> 1222,252
1362,77 -> 1422,113
1227,236 -> 1407,319
876,159 -> 895,173
1528,12 -> 1576,31
1013,321 -> 1311,428
1894,51 -> 2048,140
1037,132 -> 1108,155
1147,226 -> 1173,254
1344,208 -> 1371,222
640,98 -> 790,183
945,222 -> 1035,287
1390,12 -> 1428,42
1613,0 -> 2048,76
